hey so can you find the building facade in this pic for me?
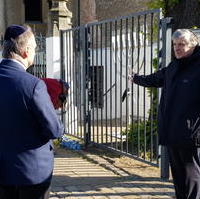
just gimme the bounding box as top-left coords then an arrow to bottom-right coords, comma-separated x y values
0,0 -> 72,37
0,0 -> 150,37
0,0 -> 151,78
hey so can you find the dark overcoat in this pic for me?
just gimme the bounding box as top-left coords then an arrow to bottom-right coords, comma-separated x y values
134,47 -> 200,146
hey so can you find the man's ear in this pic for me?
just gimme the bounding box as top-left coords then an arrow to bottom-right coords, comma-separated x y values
20,50 -> 28,59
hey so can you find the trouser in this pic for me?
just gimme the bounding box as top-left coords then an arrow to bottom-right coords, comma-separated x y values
167,146 -> 200,199
0,181 -> 50,199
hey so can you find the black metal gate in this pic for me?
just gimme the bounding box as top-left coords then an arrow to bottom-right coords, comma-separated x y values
60,9 -> 172,168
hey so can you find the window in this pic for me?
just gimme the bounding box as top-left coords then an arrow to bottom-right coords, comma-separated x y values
25,0 -> 42,22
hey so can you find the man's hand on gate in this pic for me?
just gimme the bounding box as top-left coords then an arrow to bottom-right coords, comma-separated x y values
128,67 -> 136,83
128,72 -> 136,83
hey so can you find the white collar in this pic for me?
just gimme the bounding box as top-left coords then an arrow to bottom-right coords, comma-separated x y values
1,58 -> 26,70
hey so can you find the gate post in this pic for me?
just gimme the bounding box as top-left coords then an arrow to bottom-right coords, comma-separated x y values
159,17 -> 173,179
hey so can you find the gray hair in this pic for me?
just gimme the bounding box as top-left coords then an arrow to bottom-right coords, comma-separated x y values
2,26 -> 34,58
172,29 -> 199,47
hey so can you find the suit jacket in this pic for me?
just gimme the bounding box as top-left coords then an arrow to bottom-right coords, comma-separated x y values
0,59 -> 64,185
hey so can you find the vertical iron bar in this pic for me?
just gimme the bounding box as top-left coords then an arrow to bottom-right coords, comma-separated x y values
109,21 -> 113,147
74,30 -> 79,138
77,0 -> 80,26
69,31 -> 73,136
66,31 -> 70,135
144,14 -> 147,160
137,16 -> 141,157
78,28 -> 83,138
105,22 -> 108,144
100,24 -> 103,144
125,18 -> 129,153
150,13 -> 154,162
157,10 -> 163,165
82,26 -> 87,145
96,24 -> 99,143
71,31 -> 76,137
119,19 -> 123,151
114,20 -> 118,149
131,16 -> 135,154
91,25 -> 95,142
60,30 -> 66,128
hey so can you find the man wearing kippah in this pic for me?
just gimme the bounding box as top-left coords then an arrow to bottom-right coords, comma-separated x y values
0,25 -> 64,199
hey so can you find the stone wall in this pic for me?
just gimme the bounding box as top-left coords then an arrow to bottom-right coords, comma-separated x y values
0,0 -> 5,37
5,0 -> 24,26
71,0 -> 151,26
0,0 -> 151,34
0,0 -> 24,36
96,0 -> 150,21
0,0 -> 49,36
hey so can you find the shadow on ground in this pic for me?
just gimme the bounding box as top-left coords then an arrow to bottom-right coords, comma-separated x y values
50,147 -> 175,199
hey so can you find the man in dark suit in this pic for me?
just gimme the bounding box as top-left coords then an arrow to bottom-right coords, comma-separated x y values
0,25 -> 64,199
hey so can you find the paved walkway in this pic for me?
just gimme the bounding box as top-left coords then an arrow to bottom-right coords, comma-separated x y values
50,147 -> 175,199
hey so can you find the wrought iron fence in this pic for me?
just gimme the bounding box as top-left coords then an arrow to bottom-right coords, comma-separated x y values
60,9 -> 172,167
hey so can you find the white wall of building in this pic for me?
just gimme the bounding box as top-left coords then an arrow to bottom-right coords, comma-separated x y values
46,36 -> 61,78
90,43 -> 157,122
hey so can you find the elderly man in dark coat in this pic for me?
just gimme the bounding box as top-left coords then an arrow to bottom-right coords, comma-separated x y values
130,29 -> 200,199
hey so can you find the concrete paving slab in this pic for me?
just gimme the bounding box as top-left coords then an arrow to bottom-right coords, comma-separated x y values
50,148 -> 175,199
